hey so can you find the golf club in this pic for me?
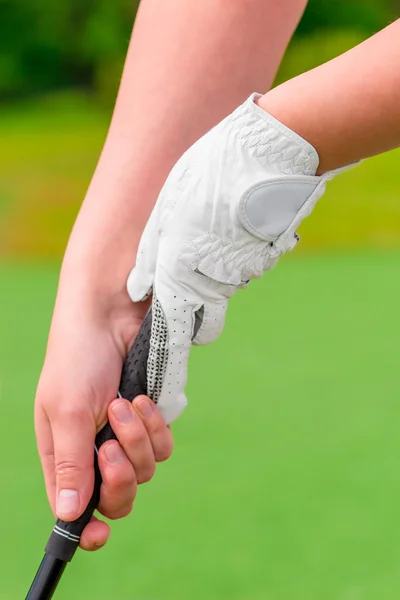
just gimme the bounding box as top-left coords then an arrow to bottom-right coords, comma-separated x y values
26,308 -> 153,600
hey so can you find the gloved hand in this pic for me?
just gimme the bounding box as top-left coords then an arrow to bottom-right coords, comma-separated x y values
127,93 -> 351,423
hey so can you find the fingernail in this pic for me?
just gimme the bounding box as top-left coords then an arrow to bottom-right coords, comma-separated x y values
112,401 -> 133,424
104,443 -> 125,465
136,397 -> 154,419
57,489 -> 79,518
94,541 -> 106,549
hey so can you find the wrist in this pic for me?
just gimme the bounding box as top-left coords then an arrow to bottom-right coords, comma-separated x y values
254,91 -> 322,173
58,251 -> 135,319
59,182 -> 149,307
257,87 -> 337,175
55,257 -> 149,355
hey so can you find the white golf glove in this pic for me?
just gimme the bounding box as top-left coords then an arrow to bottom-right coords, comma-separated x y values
127,93 -> 352,423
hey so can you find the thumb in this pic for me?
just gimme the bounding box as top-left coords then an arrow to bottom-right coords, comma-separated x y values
52,408 -> 96,521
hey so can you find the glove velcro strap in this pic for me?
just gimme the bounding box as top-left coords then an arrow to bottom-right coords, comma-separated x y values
238,175 -> 323,243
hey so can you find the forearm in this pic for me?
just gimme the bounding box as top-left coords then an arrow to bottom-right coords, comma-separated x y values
258,19 -> 400,174
61,0 -> 307,303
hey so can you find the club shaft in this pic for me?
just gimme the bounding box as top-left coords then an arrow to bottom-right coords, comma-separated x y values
26,555 -> 66,600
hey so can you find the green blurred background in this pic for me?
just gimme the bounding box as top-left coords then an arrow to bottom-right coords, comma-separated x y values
1,2 -> 400,599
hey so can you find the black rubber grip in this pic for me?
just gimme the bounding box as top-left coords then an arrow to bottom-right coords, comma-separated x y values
45,309 -> 152,562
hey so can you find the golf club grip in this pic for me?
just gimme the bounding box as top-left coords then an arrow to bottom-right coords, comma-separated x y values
45,309 -> 152,562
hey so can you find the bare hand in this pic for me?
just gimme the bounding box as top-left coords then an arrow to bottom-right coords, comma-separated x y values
35,297 -> 173,551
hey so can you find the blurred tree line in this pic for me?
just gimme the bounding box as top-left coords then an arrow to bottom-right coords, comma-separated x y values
0,0 -> 398,103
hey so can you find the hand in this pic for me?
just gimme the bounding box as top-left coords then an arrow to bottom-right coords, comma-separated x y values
35,295 -> 173,551
127,94 -> 347,420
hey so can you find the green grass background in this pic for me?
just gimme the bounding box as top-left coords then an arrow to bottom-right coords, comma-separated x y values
1,88 -> 400,598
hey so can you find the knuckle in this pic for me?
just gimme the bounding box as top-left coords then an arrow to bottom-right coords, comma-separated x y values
99,482 -> 136,520
155,445 -> 173,463
35,373 -> 52,401
106,467 -> 137,491
44,401 -> 93,426
137,463 -> 156,485
125,421 -> 148,446
155,436 -> 174,463
142,414 -> 170,442
146,419 -> 164,436
56,404 -> 92,422
55,460 -> 85,478
107,504 -> 133,521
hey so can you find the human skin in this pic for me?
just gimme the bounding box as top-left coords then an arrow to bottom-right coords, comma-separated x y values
34,0 -> 308,551
258,19 -> 400,173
